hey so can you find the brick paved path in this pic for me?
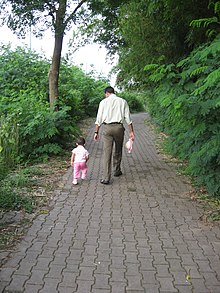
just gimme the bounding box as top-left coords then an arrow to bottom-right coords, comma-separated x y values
1,112 -> 220,293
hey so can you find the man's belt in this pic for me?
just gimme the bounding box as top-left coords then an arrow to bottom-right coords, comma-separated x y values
103,122 -> 122,125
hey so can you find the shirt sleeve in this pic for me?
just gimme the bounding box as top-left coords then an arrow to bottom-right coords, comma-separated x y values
95,100 -> 104,126
124,100 -> 132,125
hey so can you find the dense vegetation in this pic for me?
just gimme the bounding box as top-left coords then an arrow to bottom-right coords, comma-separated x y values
144,36 -> 220,196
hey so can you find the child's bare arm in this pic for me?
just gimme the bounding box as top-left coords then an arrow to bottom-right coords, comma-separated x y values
71,153 -> 75,166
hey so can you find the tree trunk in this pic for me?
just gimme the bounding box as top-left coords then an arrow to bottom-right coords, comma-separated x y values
48,33 -> 64,109
48,0 -> 67,110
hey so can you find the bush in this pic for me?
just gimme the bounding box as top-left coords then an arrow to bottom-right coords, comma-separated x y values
144,34 -> 220,196
118,91 -> 145,112
0,180 -> 35,213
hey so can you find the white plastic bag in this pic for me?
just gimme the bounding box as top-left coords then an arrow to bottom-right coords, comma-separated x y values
125,139 -> 133,153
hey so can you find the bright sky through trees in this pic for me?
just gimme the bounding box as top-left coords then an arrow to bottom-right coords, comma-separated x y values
0,25 -> 116,85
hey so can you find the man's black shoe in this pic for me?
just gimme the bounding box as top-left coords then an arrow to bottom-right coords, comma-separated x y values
114,170 -> 123,177
100,179 -> 110,185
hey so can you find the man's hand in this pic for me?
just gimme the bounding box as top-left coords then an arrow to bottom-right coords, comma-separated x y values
130,131 -> 135,141
94,133 -> 99,141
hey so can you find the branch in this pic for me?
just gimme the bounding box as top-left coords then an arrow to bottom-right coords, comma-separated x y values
64,0 -> 87,26
44,0 -> 56,25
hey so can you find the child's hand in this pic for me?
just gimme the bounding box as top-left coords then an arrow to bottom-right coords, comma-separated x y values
71,162 -> 74,167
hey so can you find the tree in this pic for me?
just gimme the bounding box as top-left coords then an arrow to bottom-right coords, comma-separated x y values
0,0 -> 91,109
82,0 -> 214,89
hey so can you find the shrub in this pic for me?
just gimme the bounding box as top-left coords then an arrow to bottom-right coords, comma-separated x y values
118,91 -> 145,112
0,180 -> 35,213
144,34 -> 220,196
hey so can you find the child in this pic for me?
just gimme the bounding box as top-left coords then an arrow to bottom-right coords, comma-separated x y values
71,137 -> 89,185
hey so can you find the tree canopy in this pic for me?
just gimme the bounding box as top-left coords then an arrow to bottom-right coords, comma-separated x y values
79,0 -> 219,88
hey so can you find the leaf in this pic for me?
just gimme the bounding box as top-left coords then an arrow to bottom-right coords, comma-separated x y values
190,66 -> 209,77
144,63 -> 159,71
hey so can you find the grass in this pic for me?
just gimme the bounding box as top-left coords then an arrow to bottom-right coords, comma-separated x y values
190,190 -> 220,222
0,155 -> 69,251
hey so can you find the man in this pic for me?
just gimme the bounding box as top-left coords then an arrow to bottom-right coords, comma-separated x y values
94,86 -> 134,184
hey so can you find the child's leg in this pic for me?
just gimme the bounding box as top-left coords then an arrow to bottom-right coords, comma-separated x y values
81,162 -> 88,179
73,163 -> 81,184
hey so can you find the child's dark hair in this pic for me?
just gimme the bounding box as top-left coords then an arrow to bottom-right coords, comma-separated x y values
76,137 -> 85,146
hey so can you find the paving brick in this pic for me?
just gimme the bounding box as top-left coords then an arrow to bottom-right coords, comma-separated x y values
206,285 -> 220,293
0,281 -> 10,292
34,256 -> 53,270
24,284 -> 43,292
26,269 -> 46,285
39,277 -> 60,292
175,285 -> 193,293
93,273 -> 110,290
68,249 -> 83,260
4,274 -> 29,292
59,271 -> 78,288
141,270 -> 158,284
124,252 -> 139,264
165,248 -> 180,260
125,274 -> 144,292
76,280 -> 93,292
125,263 -> 140,276
157,277 -> 178,292
14,261 -> 36,276
155,264 -> 171,277
58,286 -> 77,293
80,255 -> 96,267
196,260 -> 214,273
109,282 -> 126,293
152,252 -> 169,265
78,266 -> 95,281
203,272 -> 220,286
46,264 -> 63,280
110,256 -> 126,269
139,257 -> 155,271
0,267 -> 15,282
190,278 -> 210,293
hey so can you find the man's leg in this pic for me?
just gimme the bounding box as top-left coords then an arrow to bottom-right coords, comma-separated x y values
102,126 -> 114,181
113,125 -> 125,174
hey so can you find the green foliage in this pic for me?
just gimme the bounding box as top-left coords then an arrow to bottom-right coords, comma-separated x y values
84,0 -> 213,89
190,1 -> 220,40
0,180 -> 35,213
0,45 -> 108,181
0,45 -> 49,97
118,91 -> 145,113
59,60 -> 109,118
144,35 -> 220,196
0,114 -> 19,179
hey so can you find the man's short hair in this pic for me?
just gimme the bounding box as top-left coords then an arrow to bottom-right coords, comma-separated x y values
104,86 -> 115,94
